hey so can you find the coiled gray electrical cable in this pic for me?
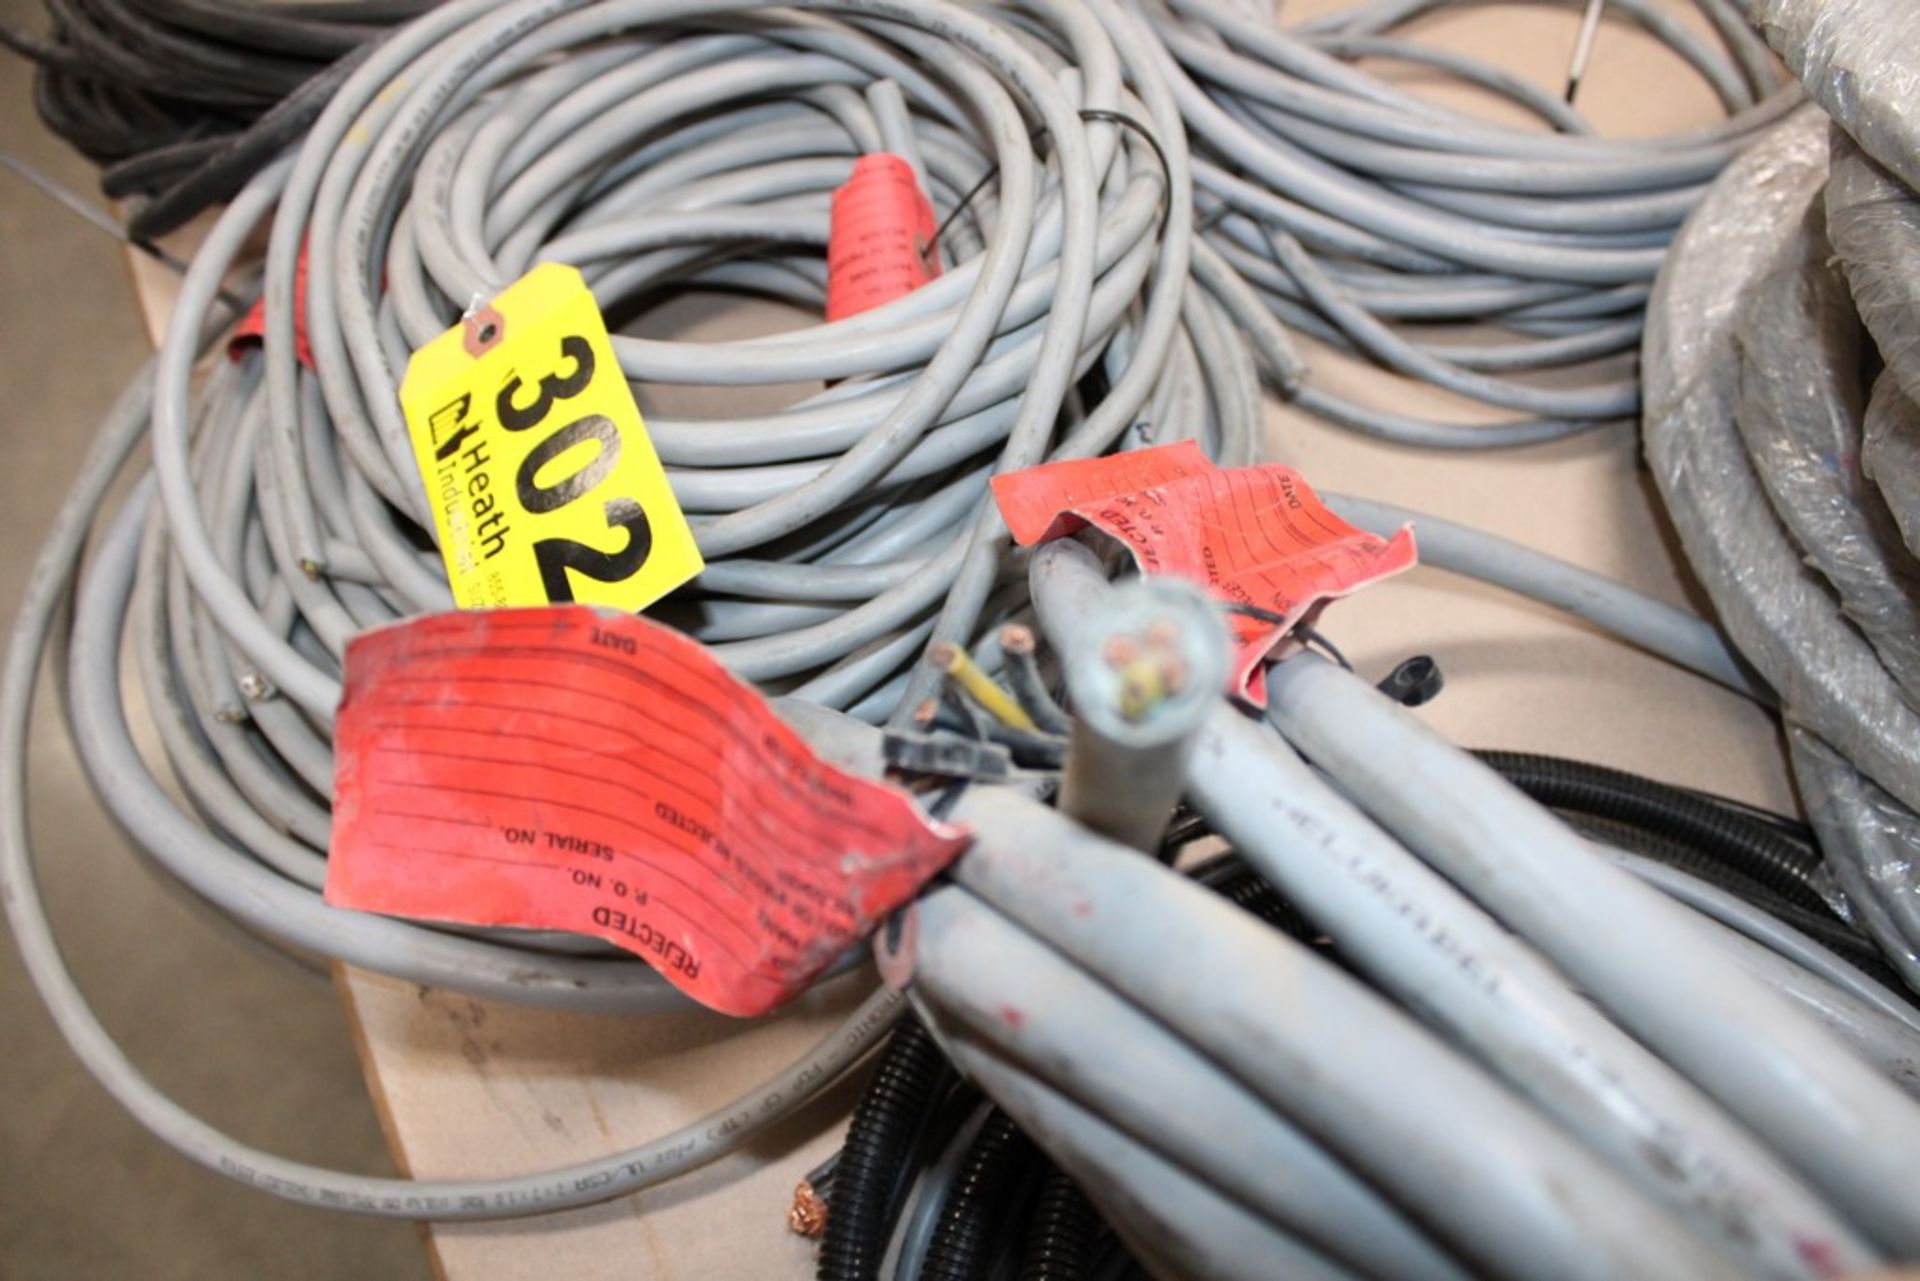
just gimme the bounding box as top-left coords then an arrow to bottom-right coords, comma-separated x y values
1,338 -> 914,1219
1136,0 -> 1798,447
1324,491 -> 1761,697
246,0 -> 1267,728
86,0 -> 1259,1003
16,0 -> 1920,1260
2,0 -> 1274,1222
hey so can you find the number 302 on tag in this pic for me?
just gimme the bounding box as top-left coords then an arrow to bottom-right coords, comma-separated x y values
399,263 -> 702,611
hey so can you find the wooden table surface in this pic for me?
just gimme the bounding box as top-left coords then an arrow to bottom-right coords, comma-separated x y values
124,5 -> 1800,1277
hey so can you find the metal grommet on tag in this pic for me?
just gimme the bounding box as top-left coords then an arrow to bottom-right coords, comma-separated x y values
463,304 -> 505,358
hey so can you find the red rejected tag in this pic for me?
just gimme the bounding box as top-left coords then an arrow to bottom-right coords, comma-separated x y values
992,442 -> 1417,704
825,153 -> 941,321
324,607 -> 969,1016
229,244 -> 315,369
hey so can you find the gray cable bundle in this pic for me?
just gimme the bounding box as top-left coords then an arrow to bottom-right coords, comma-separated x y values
882,537 -> 1920,1281
1643,95 -> 1920,989
1133,0 -> 1798,448
0,0 -> 1281,1223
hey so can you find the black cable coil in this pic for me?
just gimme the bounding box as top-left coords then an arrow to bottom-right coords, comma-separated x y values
1019,1170 -> 1099,1281
2,0 -> 425,237
1476,749 -> 1829,905
818,1016 -> 953,1281
918,1109 -> 1038,1281
820,751 -> 1905,1281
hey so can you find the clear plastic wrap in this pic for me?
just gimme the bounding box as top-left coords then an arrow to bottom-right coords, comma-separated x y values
1643,108 -> 1920,816
1730,202 -> 1920,708
1747,0 -> 1920,194
1788,725 -> 1920,988
1861,369 -> 1920,558
1825,131 -> 1920,412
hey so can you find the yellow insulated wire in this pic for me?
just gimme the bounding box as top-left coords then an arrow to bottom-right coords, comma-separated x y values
927,642 -> 1038,733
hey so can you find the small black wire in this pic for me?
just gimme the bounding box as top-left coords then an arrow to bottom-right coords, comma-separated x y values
931,165 -> 999,249
1078,109 -> 1173,207
934,109 -> 1171,250
804,1149 -> 841,1193
1292,623 -> 1353,672
1222,601 -> 1289,628
939,685 -> 991,742
1219,602 -> 1355,672
0,146 -> 250,312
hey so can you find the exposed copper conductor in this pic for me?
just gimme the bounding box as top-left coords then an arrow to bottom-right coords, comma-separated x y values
787,1181 -> 829,1238
997,623 -> 1037,656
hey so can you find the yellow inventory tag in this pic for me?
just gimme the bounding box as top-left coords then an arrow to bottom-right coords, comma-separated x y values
400,263 -> 702,610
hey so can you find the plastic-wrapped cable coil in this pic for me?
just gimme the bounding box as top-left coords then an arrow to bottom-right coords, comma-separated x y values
1645,76 -> 1920,989
1860,369 -> 1920,560
1766,27 -> 1920,983
1643,109 -> 1920,818
1789,727 -> 1920,992
1738,0 -> 1920,195
1826,134 -> 1920,552
1827,134 -> 1920,411
1729,194 -> 1920,707
1133,0 -> 1797,448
